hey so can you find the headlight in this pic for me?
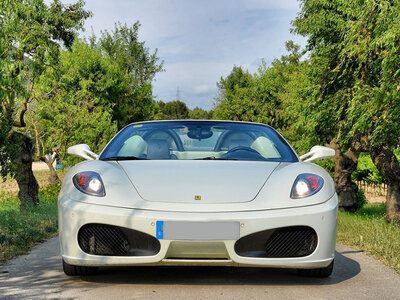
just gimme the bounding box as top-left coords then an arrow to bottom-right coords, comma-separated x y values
72,171 -> 105,197
290,173 -> 324,199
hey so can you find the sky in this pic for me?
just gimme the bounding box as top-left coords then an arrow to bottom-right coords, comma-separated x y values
78,0 -> 306,110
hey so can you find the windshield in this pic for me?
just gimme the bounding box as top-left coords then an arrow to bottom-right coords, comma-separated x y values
99,121 -> 298,162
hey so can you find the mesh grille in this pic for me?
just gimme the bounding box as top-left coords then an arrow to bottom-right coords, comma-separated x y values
264,226 -> 317,258
234,226 -> 317,258
78,224 -> 129,256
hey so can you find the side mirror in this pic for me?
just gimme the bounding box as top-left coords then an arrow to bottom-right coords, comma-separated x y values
300,146 -> 335,162
67,144 -> 99,161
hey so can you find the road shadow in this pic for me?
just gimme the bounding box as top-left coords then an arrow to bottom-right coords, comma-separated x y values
0,239 -> 361,300
81,250 -> 360,286
0,239 -> 74,300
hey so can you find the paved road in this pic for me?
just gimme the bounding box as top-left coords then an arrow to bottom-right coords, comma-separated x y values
0,237 -> 399,300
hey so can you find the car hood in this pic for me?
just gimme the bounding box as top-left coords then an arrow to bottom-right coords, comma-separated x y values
61,160 -> 336,212
118,160 -> 280,203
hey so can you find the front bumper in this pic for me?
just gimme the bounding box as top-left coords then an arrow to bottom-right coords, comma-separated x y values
58,194 -> 338,269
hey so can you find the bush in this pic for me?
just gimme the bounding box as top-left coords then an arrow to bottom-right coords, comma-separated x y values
352,153 -> 384,183
0,185 -> 60,262
357,188 -> 368,209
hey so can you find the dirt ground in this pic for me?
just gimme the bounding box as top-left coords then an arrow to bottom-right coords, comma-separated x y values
364,192 -> 385,203
0,169 -> 65,196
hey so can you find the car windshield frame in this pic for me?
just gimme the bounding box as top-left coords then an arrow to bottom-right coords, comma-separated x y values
99,120 -> 298,162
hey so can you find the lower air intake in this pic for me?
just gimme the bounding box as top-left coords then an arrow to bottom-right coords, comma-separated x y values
234,226 -> 317,258
78,224 -> 160,256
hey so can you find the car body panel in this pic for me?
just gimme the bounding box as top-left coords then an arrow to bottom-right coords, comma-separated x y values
59,193 -> 337,268
61,160 -> 335,212
118,160 -> 280,203
59,120 -> 338,270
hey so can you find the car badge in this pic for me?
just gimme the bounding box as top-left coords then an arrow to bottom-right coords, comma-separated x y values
194,195 -> 201,200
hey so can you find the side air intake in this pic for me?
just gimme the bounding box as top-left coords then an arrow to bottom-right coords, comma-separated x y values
234,226 -> 317,258
78,224 -> 160,256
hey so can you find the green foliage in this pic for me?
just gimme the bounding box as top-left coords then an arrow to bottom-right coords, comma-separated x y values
213,42 -> 304,138
352,153 -> 384,183
96,22 -> 163,128
338,203 -> 400,274
155,100 -> 190,120
292,0 -> 400,151
0,0 -> 90,179
0,111 -> 15,178
314,158 -> 335,178
189,107 -> 213,120
0,184 -> 59,261
27,39 -> 119,165
213,66 -> 253,121
0,0 -> 90,97
357,189 -> 368,209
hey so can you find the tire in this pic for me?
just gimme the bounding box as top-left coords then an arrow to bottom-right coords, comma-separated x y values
62,259 -> 98,276
297,259 -> 334,277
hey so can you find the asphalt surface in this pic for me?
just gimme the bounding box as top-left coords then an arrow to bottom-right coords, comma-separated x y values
0,237 -> 399,300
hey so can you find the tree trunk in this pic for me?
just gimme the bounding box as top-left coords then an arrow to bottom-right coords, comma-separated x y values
41,154 -> 60,185
330,141 -> 359,212
370,144 -> 400,223
10,132 -> 39,209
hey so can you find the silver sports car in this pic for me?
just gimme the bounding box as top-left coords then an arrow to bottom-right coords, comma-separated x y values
59,120 -> 338,277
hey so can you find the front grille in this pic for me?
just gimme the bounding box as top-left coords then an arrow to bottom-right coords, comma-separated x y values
78,224 -> 160,256
264,226 -> 317,257
234,226 -> 317,258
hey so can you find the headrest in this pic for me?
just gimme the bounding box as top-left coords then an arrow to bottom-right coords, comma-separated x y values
147,139 -> 170,159
118,135 -> 146,157
251,136 -> 280,158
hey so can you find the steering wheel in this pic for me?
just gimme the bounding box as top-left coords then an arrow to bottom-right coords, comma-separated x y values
221,146 -> 265,160
227,146 -> 260,154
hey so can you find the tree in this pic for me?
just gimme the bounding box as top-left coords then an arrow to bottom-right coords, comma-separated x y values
29,98 -> 116,169
293,0 -> 400,222
189,107 -> 213,119
214,44 -> 302,130
25,21 -> 162,184
96,22 -> 164,128
0,0 -> 90,208
155,100 -> 190,120
26,40 -> 119,182
213,66 -> 254,121
214,42 -> 362,212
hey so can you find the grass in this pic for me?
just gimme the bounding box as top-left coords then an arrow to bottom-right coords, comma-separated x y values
337,202 -> 400,274
0,184 -> 60,263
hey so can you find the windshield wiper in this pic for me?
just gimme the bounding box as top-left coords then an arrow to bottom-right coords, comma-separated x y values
195,156 -> 238,160
101,156 -> 148,161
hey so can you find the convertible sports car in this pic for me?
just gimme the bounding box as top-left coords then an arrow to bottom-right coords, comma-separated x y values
59,120 -> 338,277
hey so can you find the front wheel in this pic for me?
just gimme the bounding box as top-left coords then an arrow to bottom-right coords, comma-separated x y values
62,259 -> 98,276
297,259 -> 334,277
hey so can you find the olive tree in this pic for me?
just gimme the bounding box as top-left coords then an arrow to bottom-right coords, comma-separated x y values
293,0 -> 400,222
0,0 -> 90,208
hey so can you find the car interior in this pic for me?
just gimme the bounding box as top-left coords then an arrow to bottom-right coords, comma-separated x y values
116,129 -> 281,160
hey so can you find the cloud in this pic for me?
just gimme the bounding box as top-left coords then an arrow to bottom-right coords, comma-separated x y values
77,0 -> 305,110
193,85 -> 211,95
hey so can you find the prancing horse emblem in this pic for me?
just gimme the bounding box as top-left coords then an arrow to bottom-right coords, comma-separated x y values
194,195 -> 201,200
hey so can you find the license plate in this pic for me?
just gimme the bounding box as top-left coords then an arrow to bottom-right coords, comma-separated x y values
156,221 -> 240,240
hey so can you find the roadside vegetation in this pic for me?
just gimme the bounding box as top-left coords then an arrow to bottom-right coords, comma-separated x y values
337,202 -> 400,274
0,184 -> 59,263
